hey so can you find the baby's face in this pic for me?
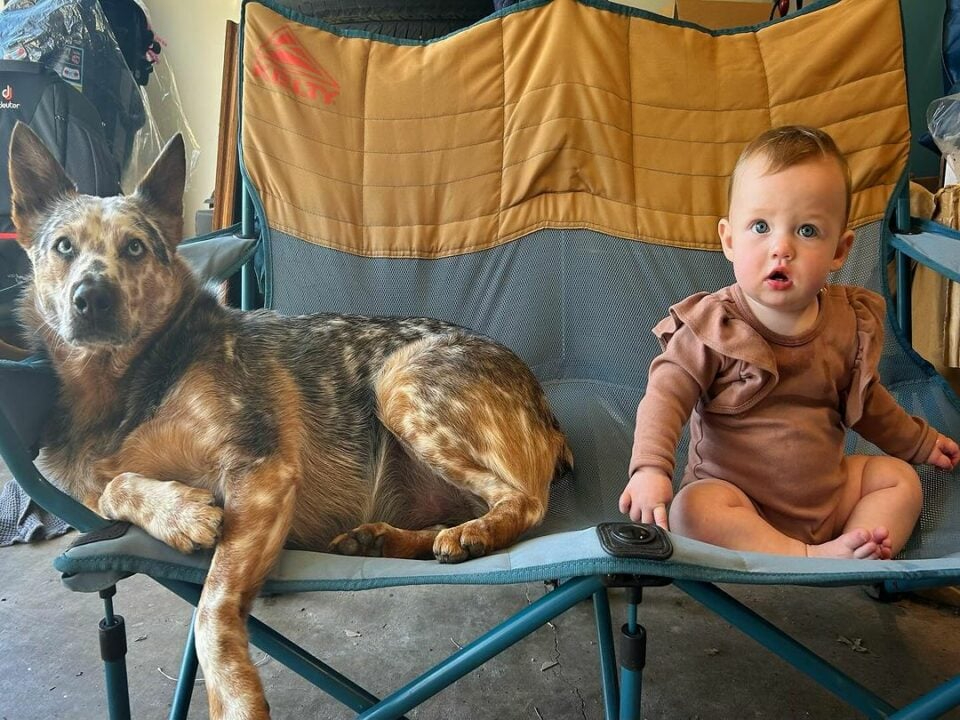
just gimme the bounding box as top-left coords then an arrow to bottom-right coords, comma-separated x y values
718,154 -> 853,332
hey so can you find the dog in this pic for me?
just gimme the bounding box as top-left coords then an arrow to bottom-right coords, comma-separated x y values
8,121 -> 573,720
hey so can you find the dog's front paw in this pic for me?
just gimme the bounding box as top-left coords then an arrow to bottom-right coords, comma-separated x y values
160,487 -> 223,554
330,523 -> 387,557
434,521 -> 489,564
103,474 -> 224,554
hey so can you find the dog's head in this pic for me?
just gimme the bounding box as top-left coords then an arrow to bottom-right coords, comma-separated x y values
9,122 -> 189,351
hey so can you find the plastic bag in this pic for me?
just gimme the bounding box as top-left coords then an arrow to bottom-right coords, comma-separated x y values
928,93 -> 960,179
0,0 -> 199,190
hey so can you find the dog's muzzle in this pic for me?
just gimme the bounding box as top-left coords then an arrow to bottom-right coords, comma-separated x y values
70,277 -> 122,341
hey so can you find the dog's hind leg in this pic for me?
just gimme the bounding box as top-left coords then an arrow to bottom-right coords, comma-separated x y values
194,455 -> 299,720
97,472 -> 223,552
429,474 -> 549,563
329,433 -> 483,559
355,335 -> 566,563
330,522 -> 443,559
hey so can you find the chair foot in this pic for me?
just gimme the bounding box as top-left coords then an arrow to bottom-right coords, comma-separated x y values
98,587 -> 132,720
619,587 -> 646,719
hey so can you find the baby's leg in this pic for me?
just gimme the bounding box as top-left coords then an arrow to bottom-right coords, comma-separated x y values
670,479 -> 881,558
840,455 -> 923,559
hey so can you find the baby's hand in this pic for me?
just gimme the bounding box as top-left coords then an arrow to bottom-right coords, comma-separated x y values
927,433 -> 960,470
619,468 -> 673,529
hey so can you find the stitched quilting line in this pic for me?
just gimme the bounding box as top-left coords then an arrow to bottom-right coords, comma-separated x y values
245,143 -> 501,189
245,128 -> 905,187
254,181 -> 896,233
243,74 -> 906,155
359,33 -> 369,263
242,67 -> 904,126
256,184 -> 714,227
264,208 -> 889,258
753,25 -> 773,139
244,109 -> 504,156
260,187 -> 499,229
247,96 -> 903,185
496,15 -> 505,258
244,102 -> 907,172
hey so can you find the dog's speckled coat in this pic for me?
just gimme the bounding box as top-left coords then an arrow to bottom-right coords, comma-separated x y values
8,123 -> 572,720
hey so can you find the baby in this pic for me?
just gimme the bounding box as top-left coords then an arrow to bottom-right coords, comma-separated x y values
620,125 -> 960,559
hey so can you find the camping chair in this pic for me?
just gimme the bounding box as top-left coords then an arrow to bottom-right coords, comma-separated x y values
1,0 -> 959,717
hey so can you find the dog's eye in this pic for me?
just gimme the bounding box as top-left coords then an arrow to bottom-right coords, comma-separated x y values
53,237 -> 74,256
125,238 -> 145,257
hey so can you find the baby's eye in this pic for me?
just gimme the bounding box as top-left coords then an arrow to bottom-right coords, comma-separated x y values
750,220 -> 769,234
53,237 -> 73,256
797,224 -> 819,238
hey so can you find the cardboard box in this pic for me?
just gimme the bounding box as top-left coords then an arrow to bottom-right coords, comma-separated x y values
676,0 -> 771,29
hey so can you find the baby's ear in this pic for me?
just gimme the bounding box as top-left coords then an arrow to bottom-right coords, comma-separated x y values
718,218 -> 734,261
830,229 -> 855,271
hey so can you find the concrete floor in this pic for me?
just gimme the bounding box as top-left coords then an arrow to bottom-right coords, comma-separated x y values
1,475 -> 959,719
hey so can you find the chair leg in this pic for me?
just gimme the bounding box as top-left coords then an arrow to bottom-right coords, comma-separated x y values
676,580 -> 895,718
889,674 -> 960,720
618,587 -> 645,720
168,609 -> 200,720
593,588 -> 620,719
160,578 -> 405,716
356,575 -> 606,720
98,587 -> 131,720
896,248 -> 912,341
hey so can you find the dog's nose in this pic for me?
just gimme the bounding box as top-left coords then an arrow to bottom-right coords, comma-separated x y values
72,279 -> 116,320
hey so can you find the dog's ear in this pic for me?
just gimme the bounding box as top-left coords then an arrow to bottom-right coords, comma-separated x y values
134,134 -> 186,247
8,122 -> 77,249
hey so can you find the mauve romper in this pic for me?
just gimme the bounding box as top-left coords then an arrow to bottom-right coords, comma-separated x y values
629,284 -> 936,544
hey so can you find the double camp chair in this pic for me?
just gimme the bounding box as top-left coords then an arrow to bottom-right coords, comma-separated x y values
2,0 -> 959,717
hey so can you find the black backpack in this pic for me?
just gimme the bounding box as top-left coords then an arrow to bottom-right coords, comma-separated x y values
0,59 -> 120,351
0,0 -> 156,174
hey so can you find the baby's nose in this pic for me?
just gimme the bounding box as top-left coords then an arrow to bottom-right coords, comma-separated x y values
770,235 -> 794,258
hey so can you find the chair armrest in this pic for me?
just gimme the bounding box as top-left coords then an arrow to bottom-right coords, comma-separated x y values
889,219 -> 960,284
0,357 -> 107,532
0,357 -> 58,454
178,223 -> 258,284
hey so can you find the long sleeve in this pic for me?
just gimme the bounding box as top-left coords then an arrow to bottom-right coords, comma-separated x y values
851,381 -> 937,463
842,286 -> 937,464
628,324 -> 720,479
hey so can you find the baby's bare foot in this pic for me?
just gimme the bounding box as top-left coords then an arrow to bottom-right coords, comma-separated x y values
806,528 -> 880,559
871,527 -> 893,560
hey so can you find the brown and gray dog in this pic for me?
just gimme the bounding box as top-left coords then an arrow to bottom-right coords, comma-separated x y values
9,122 -> 572,719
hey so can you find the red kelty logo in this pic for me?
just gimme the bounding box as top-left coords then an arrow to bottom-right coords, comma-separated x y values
252,26 -> 340,104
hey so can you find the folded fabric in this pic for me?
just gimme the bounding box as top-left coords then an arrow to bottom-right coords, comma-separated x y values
0,478 -> 70,546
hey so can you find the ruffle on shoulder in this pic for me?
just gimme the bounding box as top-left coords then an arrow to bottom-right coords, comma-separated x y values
842,287 -> 886,426
653,292 -> 778,415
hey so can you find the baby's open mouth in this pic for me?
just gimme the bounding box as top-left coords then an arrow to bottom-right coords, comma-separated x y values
765,268 -> 793,289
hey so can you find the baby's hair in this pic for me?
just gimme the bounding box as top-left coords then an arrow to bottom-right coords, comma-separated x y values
729,125 -> 852,223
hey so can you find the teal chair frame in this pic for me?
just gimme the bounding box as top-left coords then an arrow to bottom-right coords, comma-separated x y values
2,1 -> 959,718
